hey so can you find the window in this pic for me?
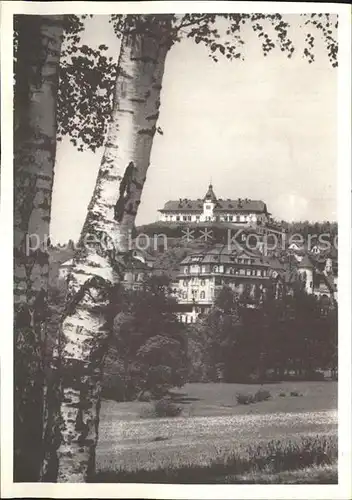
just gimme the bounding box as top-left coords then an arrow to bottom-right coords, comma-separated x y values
183,280 -> 187,286
188,215 -> 191,221
182,291 -> 187,299
205,204 -> 211,210
202,266 -> 206,273
257,270 -> 261,277
200,291 -> 205,299
239,269 -> 245,275
246,269 -> 251,276
213,266 -> 219,273
184,267 -> 188,274
201,280 -> 205,286
183,216 -> 187,221
176,216 -> 180,221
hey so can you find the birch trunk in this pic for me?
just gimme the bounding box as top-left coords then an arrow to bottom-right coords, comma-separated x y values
14,15 -> 63,481
41,17 -> 172,482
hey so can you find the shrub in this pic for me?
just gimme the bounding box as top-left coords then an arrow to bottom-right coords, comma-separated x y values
138,391 -> 152,402
140,398 -> 182,418
253,388 -> 271,402
236,388 -> 271,405
308,370 -> 326,381
236,392 -> 255,405
279,392 -> 286,397
290,391 -> 303,397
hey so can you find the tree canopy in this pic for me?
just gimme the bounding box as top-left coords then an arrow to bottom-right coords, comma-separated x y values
52,13 -> 338,152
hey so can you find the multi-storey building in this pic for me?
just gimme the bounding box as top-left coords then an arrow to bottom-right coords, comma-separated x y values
159,183 -> 271,226
172,244 -> 337,323
173,244 -> 273,323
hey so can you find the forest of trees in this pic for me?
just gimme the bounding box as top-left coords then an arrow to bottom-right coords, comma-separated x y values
13,12 -> 338,483
48,274 -> 337,404
187,285 -> 337,384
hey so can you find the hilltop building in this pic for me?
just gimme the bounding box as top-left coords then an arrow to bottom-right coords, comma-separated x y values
159,183 -> 272,226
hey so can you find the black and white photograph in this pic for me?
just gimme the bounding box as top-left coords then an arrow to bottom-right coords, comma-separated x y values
1,1 -> 351,498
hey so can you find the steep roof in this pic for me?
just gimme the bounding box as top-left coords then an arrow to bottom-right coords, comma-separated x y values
213,199 -> 267,213
204,183 -> 217,202
179,244 -> 269,267
159,198 -> 267,213
159,199 -> 203,212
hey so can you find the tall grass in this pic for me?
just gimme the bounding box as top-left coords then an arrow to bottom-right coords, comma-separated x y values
94,434 -> 337,484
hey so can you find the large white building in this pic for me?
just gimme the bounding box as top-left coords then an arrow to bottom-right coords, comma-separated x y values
158,183 -> 270,226
172,244 -> 273,323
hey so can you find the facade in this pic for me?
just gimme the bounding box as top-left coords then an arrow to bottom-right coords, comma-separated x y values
173,245 -> 337,323
274,253 -> 337,303
159,183 -> 271,226
174,244 -> 273,323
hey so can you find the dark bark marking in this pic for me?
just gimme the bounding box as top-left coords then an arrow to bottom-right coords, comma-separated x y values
138,125 -> 156,137
146,112 -> 159,121
130,56 -> 158,64
113,162 -> 138,223
129,98 -> 146,104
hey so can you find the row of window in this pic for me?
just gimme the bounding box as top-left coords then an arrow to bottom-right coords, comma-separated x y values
164,214 -> 265,222
184,260 -> 259,274
180,290 -> 208,300
181,315 -> 196,323
183,268 -> 268,278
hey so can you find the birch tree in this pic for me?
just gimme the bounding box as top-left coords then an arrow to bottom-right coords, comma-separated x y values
15,13 -> 337,482
13,15 -> 65,482
13,14 -> 88,482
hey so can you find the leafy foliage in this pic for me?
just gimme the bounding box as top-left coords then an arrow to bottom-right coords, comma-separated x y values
103,275 -> 188,401
54,13 -> 337,152
187,284 -> 337,383
58,43 -> 117,152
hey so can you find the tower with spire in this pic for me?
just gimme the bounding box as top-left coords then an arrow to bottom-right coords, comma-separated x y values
203,183 -> 217,221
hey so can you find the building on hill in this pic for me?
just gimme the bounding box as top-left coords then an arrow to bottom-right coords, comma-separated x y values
158,183 -> 273,226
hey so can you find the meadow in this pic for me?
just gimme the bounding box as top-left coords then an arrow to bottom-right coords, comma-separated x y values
94,381 -> 337,483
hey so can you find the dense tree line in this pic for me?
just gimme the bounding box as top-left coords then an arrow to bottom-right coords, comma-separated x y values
187,285 -> 337,384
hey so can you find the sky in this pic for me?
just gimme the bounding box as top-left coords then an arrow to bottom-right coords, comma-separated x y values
50,15 -> 337,244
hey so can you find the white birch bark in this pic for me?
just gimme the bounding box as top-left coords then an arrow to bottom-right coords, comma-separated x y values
41,16 -> 172,482
14,15 -> 64,481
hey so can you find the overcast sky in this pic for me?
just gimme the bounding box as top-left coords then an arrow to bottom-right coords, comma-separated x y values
50,15 -> 337,243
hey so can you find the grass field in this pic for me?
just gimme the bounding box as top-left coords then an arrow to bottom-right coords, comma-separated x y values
95,381 -> 337,483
